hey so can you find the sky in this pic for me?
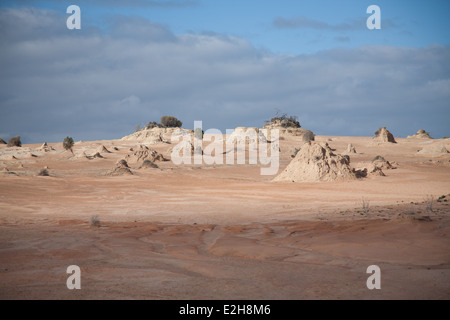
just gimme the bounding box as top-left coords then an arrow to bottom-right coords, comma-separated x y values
0,0 -> 449,143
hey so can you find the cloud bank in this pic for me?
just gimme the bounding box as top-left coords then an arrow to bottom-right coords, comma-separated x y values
1,7 -> 449,143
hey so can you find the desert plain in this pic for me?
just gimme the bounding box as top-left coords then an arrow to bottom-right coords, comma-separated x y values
0,131 -> 449,299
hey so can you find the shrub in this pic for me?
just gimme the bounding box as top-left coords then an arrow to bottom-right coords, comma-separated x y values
7,136 -> 21,147
90,215 -> 100,227
361,197 -> 370,213
135,124 -> 141,132
160,116 -> 182,128
265,111 -> 301,128
424,195 -> 434,213
63,136 -> 74,152
144,121 -> 163,130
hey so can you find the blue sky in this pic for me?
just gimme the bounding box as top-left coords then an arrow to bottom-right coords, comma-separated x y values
0,0 -> 449,143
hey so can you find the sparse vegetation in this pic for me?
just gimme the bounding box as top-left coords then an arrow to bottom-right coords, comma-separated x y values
140,116 -> 183,131
134,124 -> 141,132
160,115 -> 183,128
424,195 -> 434,213
7,136 -> 21,147
90,215 -> 100,227
144,121 -> 163,130
265,110 -> 301,128
361,197 -> 370,213
63,136 -> 74,153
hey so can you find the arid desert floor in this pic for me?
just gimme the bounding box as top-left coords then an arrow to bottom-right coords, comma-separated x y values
0,134 -> 449,299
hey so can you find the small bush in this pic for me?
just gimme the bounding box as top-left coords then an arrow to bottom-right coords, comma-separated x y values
7,136 -> 21,147
144,121 -> 163,130
63,136 -> 74,152
424,195 -> 434,213
90,215 -> 100,227
361,197 -> 370,213
160,116 -> 182,128
135,124 -> 141,132
266,112 -> 301,128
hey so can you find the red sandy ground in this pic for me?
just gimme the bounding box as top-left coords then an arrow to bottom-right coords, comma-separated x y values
0,135 -> 449,299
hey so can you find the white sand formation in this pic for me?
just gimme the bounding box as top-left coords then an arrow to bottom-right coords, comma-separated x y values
0,154 -> 18,160
373,127 -> 396,143
97,145 -> 112,153
121,127 -> 192,144
37,142 -> 55,152
273,142 -> 356,182
407,129 -> 433,139
418,142 -> 449,156
89,152 -> 104,159
354,155 -> 397,178
344,143 -> 357,154
1,167 -> 17,175
125,145 -> 167,164
262,121 -> 314,141
72,151 -> 89,160
228,127 -> 267,146
367,155 -> 397,176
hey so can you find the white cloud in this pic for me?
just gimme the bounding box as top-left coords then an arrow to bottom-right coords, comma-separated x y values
0,8 -> 449,143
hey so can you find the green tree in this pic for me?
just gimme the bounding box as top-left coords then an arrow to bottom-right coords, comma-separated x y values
160,116 -> 182,128
63,136 -> 75,153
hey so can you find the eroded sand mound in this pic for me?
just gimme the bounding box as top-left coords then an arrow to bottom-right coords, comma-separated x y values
121,127 -> 192,144
418,142 -> 449,156
262,122 -> 314,141
343,144 -> 357,154
97,145 -> 112,153
37,142 -> 54,152
139,159 -> 159,169
106,159 -> 133,176
229,127 -> 267,144
373,127 -> 396,143
125,145 -> 167,163
408,129 -> 433,139
1,167 -> 17,176
354,155 -> 397,178
0,147 -> 37,160
274,142 -> 356,182
370,155 -> 397,170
